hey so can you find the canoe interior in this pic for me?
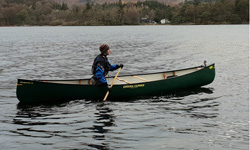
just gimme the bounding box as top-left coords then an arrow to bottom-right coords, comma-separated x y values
40,65 -> 204,85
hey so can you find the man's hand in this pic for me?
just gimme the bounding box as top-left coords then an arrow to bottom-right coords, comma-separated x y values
101,83 -> 112,92
107,84 -> 112,92
117,64 -> 124,69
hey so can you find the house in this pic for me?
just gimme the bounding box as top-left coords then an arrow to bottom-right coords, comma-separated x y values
141,18 -> 149,23
160,19 -> 170,24
141,18 -> 157,24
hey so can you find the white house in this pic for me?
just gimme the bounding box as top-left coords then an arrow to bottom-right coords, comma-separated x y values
160,19 -> 170,24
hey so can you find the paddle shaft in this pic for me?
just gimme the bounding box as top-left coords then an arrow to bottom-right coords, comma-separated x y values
103,67 -> 122,101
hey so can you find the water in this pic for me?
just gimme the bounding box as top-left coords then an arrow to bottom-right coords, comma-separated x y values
0,25 -> 249,150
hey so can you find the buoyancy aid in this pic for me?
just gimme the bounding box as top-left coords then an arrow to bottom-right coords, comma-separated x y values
92,54 -> 110,76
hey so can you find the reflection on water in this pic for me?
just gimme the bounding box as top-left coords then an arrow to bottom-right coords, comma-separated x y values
12,87 -> 220,149
89,103 -> 115,149
157,87 -> 215,100
151,87 -> 220,119
15,101 -> 118,149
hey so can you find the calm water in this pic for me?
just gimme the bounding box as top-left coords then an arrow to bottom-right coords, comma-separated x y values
0,25 -> 248,150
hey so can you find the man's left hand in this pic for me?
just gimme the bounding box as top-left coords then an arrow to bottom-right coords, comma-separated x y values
117,64 -> 124,69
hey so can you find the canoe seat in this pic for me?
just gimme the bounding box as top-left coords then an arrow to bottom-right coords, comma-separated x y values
163,73 -> 167,79
88,79 -> 92,85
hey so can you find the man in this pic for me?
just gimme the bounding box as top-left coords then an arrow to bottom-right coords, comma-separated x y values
91,44 -> 123,86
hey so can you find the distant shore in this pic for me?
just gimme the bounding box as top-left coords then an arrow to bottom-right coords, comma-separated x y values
0,23 -> 249,27
0,0 -> 248,26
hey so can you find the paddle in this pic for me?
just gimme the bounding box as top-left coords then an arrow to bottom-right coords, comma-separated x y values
103,67 -> 122,101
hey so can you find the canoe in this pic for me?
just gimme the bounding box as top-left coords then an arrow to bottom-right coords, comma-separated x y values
16,63 -> 215,103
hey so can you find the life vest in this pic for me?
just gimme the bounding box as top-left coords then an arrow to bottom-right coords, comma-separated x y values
91,54 -> 110,76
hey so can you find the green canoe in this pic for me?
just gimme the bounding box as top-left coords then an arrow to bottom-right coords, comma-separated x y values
16,63 -> 215,103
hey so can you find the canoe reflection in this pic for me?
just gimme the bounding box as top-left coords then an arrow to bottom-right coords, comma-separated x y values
94,103 -> 115,133
88,103 -> 115,149
149,87 -> 219,119
14,101 -> 115,149
13,87 -> 217,149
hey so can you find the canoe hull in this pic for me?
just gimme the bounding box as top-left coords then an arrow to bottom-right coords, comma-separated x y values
16,64 -> 215,103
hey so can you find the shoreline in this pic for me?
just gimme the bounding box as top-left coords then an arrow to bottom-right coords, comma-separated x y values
0,23 -> 249,27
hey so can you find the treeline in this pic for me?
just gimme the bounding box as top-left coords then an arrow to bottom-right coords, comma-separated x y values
0,0 -> 248,26
172,0 -> 249,24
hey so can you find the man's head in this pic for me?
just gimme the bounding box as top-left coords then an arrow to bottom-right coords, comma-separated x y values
99,44 -> 110,55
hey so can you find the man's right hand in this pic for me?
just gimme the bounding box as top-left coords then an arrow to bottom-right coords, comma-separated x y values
101,83 -> 111,91
107,85 -> 112,92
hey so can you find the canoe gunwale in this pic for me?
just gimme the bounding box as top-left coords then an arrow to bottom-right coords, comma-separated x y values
17,64 -> 214,86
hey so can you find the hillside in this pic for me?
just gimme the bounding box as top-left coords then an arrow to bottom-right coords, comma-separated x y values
0,0 -> 247,26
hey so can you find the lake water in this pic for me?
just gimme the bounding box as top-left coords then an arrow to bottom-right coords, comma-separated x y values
0,25 -> 249,150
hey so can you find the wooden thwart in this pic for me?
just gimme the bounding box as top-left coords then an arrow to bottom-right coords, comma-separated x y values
88,79 -> 92,85
116,77 -> 131,84
132,75 -> 150,82
163,73 -> 167,79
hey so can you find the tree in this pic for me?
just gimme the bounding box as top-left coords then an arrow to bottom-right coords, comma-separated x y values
86,1 -> 91,10
2,7 -> 17,25
210,1 -> 226,23
229,14 -> 241,24
201,11 -> 212,24
235,0 -> 249,22
61,2 -> 68,11
185,5 -> 195,22
148,9 -> 155,21
193,0 -> 201,6
17,9 -> 28,25
123,6 -> 139,25
117,0 -> 124,24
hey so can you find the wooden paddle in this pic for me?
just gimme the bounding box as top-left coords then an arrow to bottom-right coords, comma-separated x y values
103,67 -> 122,101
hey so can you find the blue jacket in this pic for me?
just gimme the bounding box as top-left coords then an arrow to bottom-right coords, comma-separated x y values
92,54 -> 119,84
